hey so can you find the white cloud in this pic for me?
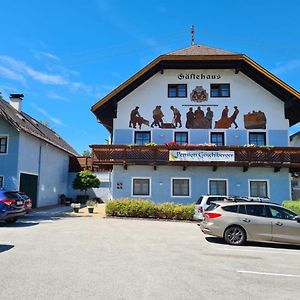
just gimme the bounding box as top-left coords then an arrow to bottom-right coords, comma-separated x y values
31,102 -> 66,127
33,51 -> 60,61
0,65 -> 26,84
271,60 -> 300,75
0,55 -> 68,85
71,82 -> 93,94
46,91 -> 70,102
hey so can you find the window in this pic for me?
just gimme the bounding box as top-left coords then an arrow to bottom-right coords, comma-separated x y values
0,176 -> 3,188
209,180 -> 227,195
222,205 -> 238,213
0,136 -> 8,153
266,205 -> 297,220
168,84 -> 187,98
172,178 -> 190,197
249,132 -> 266,146
210,84 -> 230,97
245,204 -> 266,217
211,132 -> 225,146
134,131 -> 151,145
250,180 -> 268,198
132,178 -> 150,196
175,132 -> 188,145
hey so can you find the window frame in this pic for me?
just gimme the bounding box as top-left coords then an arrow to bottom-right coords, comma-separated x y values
171,177 -> 191,198
0,135 -> 8,154
210,132 -> 225,146
210,83 -> 230,98
174,131 -> 188,145
134,131 -> 151,145
0,175 -> 4,188
131,177 -> 151,197
248,131 -> 267,146
208,179 -> 228,195
168,84 -> 187,98
248,179 -> 269,198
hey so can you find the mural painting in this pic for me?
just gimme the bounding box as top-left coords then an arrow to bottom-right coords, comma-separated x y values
129,106 -> 149,129
244,110 -> 266,129
151,106 -> 164,128
169,106 -> 182,128
215,106 -> 239,129
186,107 -> 213,129
190,86 -> 208,102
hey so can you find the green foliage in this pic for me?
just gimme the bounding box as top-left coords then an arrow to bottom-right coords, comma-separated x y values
82,150 -> 91,157
86,200 -> 97,207
72,170 -> 100,194
282,200 -> 300,215
106,199 -> 195,220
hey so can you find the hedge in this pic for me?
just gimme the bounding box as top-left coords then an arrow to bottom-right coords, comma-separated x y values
282,200 -> 300,215
106,199 -> 195,220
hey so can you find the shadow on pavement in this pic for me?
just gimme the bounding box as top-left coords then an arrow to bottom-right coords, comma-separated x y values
205,236 -> 300,250
0,244 -> 14,253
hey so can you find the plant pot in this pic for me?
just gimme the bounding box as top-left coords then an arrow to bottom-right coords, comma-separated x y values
88,207 -> 94,214
73,207 -> 80,213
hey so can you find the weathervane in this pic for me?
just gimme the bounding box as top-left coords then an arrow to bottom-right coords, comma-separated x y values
191,25 -> 195,46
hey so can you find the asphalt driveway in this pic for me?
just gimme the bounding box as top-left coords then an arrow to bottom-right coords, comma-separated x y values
1,209 -> 300,300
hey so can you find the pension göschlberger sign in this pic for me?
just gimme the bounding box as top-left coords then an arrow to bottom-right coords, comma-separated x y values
169,150 -> 235,162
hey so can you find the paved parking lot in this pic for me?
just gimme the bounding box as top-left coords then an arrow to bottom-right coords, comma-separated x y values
1,209 -> 300,300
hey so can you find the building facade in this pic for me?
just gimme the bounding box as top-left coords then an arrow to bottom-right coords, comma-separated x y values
0,94 -> 78,207
91,44 -> 300,204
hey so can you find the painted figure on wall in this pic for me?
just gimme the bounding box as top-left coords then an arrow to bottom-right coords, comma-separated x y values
170,106 -> 182,128
193,106 -> 210,128
186,107 -> 194,128
215,105 -> 239,129
206,107 -> 214,128
129,106 -> 149,129
244,110 -> 267,129
151,105 -> 164,128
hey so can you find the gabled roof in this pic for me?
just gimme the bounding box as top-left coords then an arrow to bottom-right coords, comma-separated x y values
91,44 -> 300,133
0,97 -> 78,156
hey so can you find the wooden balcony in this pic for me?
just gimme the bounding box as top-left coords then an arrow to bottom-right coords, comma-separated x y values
90,145 -> 300,172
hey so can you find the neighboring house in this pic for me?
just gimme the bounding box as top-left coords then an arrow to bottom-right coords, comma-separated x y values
0,94 -> 78,207
90,44 -> 300,204
290,131 -> 300,199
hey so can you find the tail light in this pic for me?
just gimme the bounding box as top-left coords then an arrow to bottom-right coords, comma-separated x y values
204,212 -> 222,219
1,199 -> 16,206
198,206 -> 203,213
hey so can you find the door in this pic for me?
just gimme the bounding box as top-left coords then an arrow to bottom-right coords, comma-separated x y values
237,204 -> 272,242
19,173 -> 38,208
266,205 -> 300,244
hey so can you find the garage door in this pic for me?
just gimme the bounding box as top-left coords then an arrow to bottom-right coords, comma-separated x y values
19,173 -> 38,208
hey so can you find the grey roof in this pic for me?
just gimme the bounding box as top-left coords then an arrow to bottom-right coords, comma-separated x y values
0,97 -> 78,156
166,44 -> 237,56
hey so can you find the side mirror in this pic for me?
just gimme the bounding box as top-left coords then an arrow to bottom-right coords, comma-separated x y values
293,216 -> 300,223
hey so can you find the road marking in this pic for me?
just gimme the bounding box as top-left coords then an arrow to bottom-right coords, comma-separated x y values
216,247 -> 300,255
238,270 -> 300,278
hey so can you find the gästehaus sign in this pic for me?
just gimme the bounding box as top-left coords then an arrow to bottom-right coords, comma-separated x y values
169,150 -> 235,162
178,73 -> 221,80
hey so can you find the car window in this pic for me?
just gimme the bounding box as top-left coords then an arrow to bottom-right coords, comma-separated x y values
245,204 -> 266,217
222,205 -> 238,213
206,203 -> 220,211
266,205 -> 297,220
4,192 -> 21,200
196,196 -> 204,205
238,205 -> 246,214
207,197 -> 225,205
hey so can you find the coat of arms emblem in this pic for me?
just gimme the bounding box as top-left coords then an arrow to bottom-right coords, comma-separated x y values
190,86 -> 208,102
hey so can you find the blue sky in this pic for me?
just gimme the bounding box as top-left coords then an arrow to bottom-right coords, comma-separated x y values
1,0 -> 300,154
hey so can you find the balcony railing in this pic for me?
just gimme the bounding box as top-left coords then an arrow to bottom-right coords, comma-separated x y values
90,145 -> 300,171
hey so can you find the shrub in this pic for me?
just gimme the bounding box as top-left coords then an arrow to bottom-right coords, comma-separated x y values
282,200 -> 300,215
106,199 -> 195,220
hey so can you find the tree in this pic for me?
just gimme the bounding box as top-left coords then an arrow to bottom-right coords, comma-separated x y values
72,170 -> 100,195
82,150 -> 91,157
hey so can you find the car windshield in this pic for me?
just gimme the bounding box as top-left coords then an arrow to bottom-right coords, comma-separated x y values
4,192 -> 22,200
196,196 -> 203,205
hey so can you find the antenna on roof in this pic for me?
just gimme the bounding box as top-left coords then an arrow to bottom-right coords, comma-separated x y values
191,25 -> 195,46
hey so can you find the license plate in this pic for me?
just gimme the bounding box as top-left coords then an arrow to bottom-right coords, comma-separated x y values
16,200 -> 23,205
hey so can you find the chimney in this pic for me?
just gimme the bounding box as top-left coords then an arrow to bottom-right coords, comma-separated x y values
9,94 -> 24,112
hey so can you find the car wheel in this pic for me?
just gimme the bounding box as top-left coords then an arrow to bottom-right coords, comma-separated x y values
5,218 -> 17,224
224,226 -> 246,246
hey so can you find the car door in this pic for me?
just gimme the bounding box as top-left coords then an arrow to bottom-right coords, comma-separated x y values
265,205 -> 300,244
237,204 -> 272,242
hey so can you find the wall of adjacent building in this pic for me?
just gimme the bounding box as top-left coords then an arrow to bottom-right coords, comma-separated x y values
111,165 -> 290,204
0,117 -> 19,190
113,69 -> 289,146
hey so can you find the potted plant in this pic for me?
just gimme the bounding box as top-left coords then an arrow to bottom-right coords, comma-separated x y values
71,202 -> 81,213
86,200 -> 97,213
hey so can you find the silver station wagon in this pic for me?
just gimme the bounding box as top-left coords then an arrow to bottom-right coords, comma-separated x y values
200,201 -> 300,246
